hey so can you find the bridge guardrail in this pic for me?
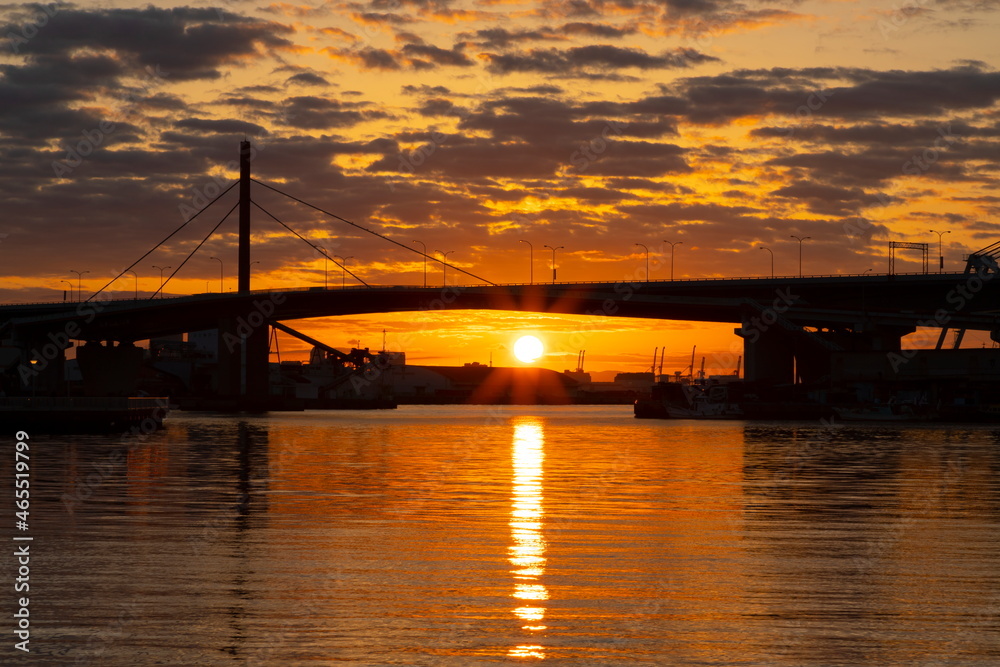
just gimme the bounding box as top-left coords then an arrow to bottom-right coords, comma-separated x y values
0,270 -> 973,306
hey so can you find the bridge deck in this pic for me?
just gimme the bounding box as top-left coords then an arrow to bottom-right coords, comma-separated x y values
1,272 -> 996,342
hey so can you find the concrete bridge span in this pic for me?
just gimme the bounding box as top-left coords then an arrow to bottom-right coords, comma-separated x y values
2,271 -> 997,399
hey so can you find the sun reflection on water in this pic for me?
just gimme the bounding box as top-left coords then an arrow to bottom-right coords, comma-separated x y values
507,419 -> 547,659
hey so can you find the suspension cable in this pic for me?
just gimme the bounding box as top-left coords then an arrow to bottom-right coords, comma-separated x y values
151,201 -> 239,299
251,200 -> 370,288
251,178 -> 497,286
87,180 -> 239,302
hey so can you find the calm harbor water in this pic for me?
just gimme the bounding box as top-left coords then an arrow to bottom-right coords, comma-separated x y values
3,405 -> 1000,665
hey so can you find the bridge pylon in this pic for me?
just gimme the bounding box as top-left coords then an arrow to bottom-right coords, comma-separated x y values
238,140 -> 252,293
211,141 -> 270,407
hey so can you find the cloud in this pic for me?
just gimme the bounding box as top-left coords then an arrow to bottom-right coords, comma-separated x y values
175,118 -> 269,136
276,96 -> 390,130
326,43 -> 472,70
286,72 -> 330,86
560,21 -> 635,37
668,64 -> 1000,124
458,96 -> 677,145
483,44 -> 720,74
400,43 -> 474,67
0,6 -> 293,81
459,26 -> 557,48
770,181 -> 872,216
458,22 -> 633,48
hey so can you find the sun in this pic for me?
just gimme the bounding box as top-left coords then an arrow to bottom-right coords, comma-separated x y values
513,335 -> 544,363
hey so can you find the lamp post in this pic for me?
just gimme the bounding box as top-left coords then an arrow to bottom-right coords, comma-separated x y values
210,257 -> 223,292
663,241 -> 683,280
930,229 -> 950,273
758,246 -> 773,278
519,239 -> 533,284
334,255 -> 354,289
437,250 -> 455,286
412,240 -> 427,288
61,280 -> 73,302
543,245 -> 563,284
152,265 -> 170,298
790,235 -> 810,278
69,269 -> 89,302
635,243 -> 649,281
126,270 -> 138,299
318,246 -> 328,289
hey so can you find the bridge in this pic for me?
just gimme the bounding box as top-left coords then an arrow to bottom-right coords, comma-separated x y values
3,141 -> 999,404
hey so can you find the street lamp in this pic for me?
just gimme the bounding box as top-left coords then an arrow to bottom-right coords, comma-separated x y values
152,265 -> 170,298
543,245 -> 563,284
69,269 -> 89,302
412,240 -> 427,288
126,270 -> 138,299
61,280 -> 73,302
210,256 -> 224,292
635,243 -> 649,281
663,241 -> 683,281
930,229 -> 950,273
437,250 -> 455,286
758,246 -> 774,278
519,239 -> 533,284
790,235 -> 811,278
334,255 -> 354,289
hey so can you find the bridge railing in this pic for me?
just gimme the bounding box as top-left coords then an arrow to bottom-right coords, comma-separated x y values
0,270 -> 971,306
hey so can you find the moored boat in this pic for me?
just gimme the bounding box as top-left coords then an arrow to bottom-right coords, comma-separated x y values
0,396 -> 169,433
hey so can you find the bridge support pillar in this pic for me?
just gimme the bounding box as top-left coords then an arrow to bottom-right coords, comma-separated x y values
216,318 -> 270,408
76,341 -> 143,396
737,325 -> 795,385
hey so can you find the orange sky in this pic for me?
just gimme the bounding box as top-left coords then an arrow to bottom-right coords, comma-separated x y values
1,0 -> 999,372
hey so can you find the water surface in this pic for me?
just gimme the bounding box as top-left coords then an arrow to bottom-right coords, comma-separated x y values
3,406 -> 999,665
